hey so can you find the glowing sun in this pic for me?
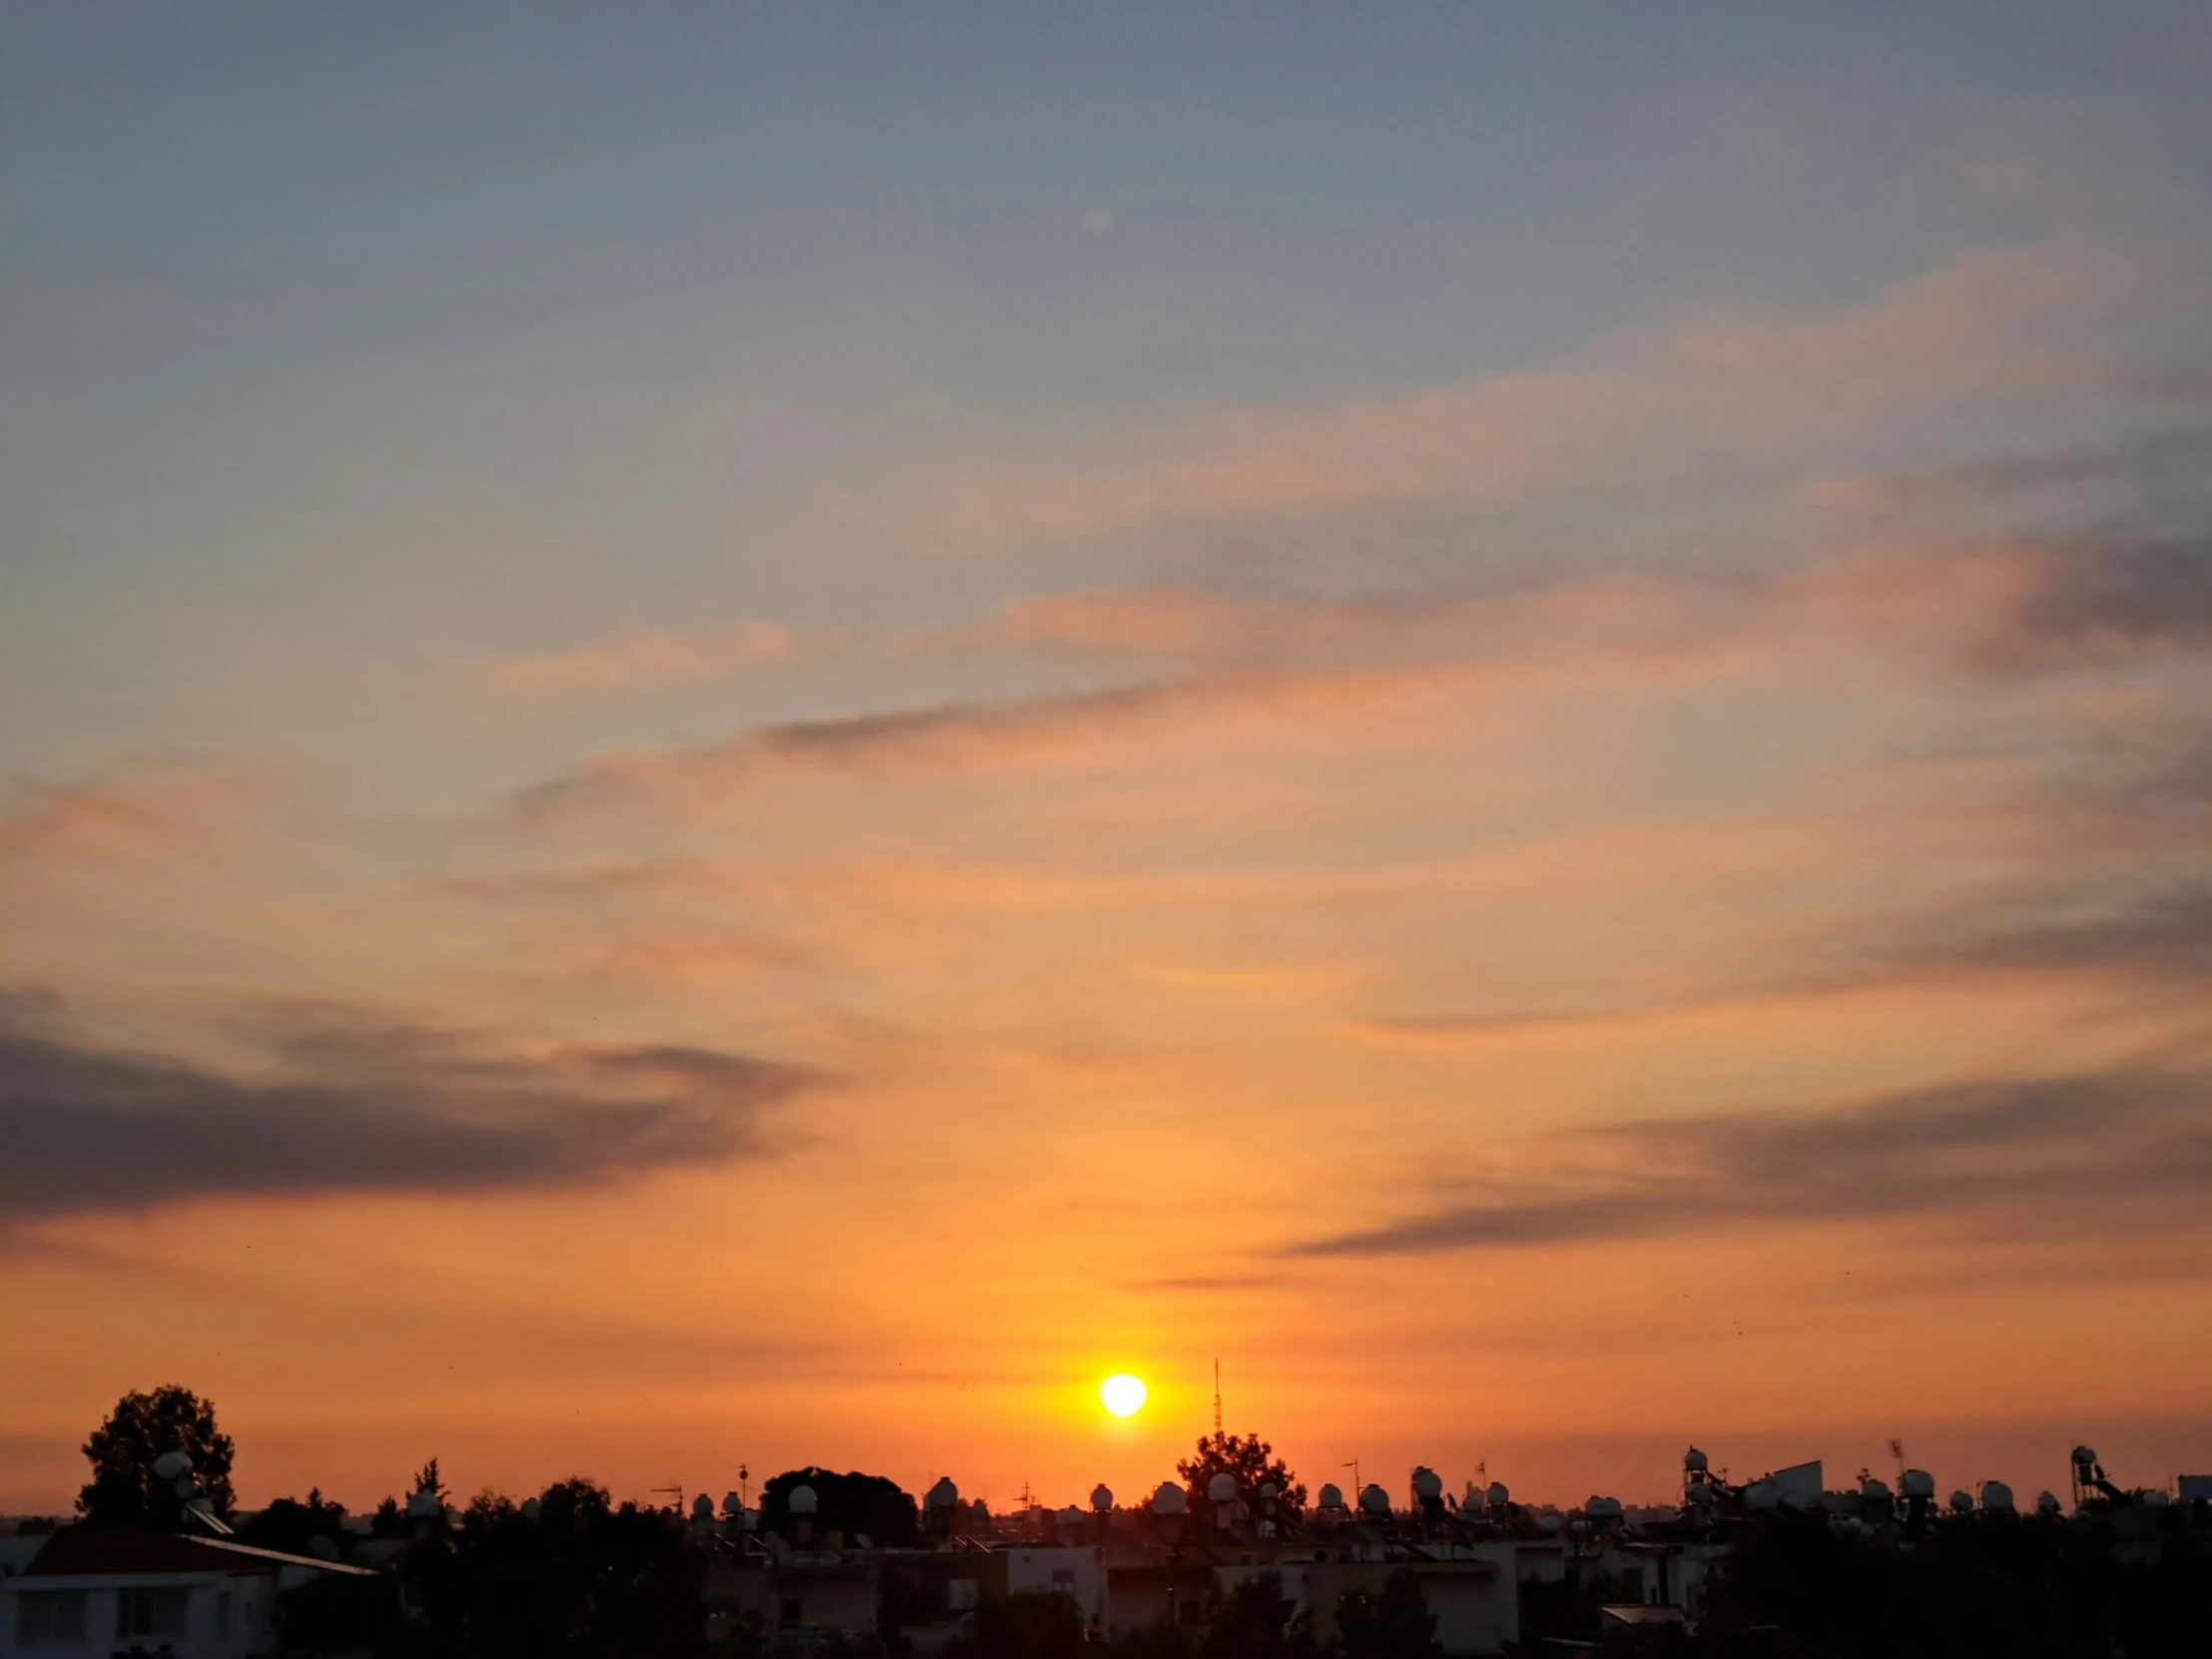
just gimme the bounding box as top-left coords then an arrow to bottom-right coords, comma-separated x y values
1099,1373 -> 1148,1417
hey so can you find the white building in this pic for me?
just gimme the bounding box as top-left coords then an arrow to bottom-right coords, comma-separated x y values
0,1526 -> 376,1659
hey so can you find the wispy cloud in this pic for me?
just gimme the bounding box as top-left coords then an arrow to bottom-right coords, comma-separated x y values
496,522 -> 2208,829
893,243 -> 2195,550
1286,1068 -> 2210,1258
475,621 -> 794,701
0,998 -> 827,1218
1351,886 -> 2212,1043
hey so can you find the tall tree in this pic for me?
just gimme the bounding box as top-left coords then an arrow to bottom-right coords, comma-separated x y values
238,1487 -> 348,1556
1333,1573 -> 1439,1659
1177,1432 -> 1307,1510
79,1385 -> 236,1525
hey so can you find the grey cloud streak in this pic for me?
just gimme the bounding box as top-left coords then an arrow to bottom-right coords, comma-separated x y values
0,1006 -> 825,1218
1286,1069 -> 2210,1259
1355,885 -> 2212,1043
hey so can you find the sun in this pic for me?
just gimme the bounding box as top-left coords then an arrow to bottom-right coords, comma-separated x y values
1099,1373 -> 1148,1417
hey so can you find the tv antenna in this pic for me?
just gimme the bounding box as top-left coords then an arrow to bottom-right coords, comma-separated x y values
650,1483 -> 684,1513
1213,1359 -> 1223,1435
1889,1438 -> 1906,1485
1343,1458 -> 1361,1496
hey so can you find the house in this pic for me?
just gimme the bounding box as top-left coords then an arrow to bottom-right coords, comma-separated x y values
0,1526 -> 376,1659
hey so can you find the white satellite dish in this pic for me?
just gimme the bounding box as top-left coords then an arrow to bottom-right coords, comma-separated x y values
152,1451 -> 193,1481
1091,1484 -> 1113,1512
789,1485 -> 819,1516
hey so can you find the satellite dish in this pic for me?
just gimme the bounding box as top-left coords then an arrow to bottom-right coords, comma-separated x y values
1152,1482 -> 1187,1515
1686,1483 -> 1716,1505
521,1497 -> 541,1520
789,1485 -> 819,1516
1317,1483 -> 1344,1510
1486,1481 -> 1509,1506
1258,1481 -> 1279,1501
406,1489 -> 442,1520
1359,1483 -> 1389,1514
970,1499 -> 989,1523
1862,1477 -> 1892,1501
926,1476 -> 960,1509
1683,1447 -> 1709,1473
1901,1469 -> 1936,1500
152,1451 -> 193,1481
175,1474 -> 200,1498
1412,1467 -> 1443,1501
1057,1506 -> 1084,1525
693,1493 -> 716,1518
1207,1472 -> 1238,1503
309,1536 -> 338,1561
1948,1490 -> 1974,1514
1979,1481 -> 2014,1512
1091,1484 -> 1113,1512
2036,1491 -> 2062,1516
723,1492 -> 745,1517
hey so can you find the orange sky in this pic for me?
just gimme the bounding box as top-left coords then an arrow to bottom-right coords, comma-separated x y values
5,8 -> 2208,1520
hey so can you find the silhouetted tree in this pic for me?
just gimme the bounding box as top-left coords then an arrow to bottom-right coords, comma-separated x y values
953,1593 -> 1087,1659
1332,1572 -> 1437,1659
1178,1433 -> 1306,1510
1204,1574 -> 1313,1659
759,1467 -> 918,1546
239,1487 -> 348,1556
1700,1506 -> 2212,1659
78,1385 -> 236,1525
401,1476 -> 708,1659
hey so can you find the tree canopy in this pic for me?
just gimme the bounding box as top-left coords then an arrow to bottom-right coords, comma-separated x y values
758,1466 -> 919,1546
79,1384 -> 236,1525
238,1487 -> 348,1557
1177,1432 -> 1307,1511
1332,1573 -> 1439,1659
402,1477 -> 708,1659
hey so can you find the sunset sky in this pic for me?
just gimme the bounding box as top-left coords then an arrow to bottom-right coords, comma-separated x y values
4,5 -> 2208,1518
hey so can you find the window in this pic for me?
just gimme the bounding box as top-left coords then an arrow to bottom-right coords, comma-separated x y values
16,1590 -> 87,1647
116,1586 -> 192,1640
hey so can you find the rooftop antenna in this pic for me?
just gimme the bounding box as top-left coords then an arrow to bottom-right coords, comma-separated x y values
1213,1359 -> 1223,1436
1343,1458 -> 1361,1497
1889,1439 -> 1907,1487
651,1483 -> 684,1513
